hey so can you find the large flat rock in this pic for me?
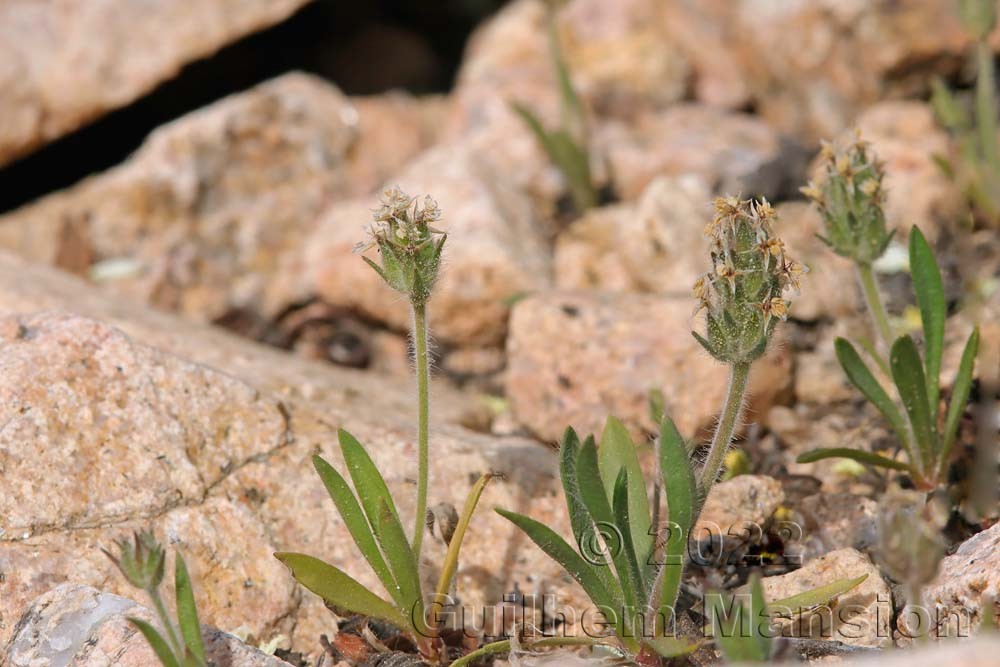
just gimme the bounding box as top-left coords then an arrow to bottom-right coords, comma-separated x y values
0,0 -> 312,166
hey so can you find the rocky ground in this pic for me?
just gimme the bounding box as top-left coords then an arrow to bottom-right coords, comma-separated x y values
0,1 -> 998,666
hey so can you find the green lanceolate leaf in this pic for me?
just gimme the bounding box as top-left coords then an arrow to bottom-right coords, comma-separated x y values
659,418 -> 697,536
796,447 -> 915,473
512,103 -> 556,156
174,554 -> 205,663
274,553 -> 410,630
558,428 -> 591,552
576,435 -> 633,609
598,417 -> 653,567
940,327 -> 980,479
372,498 -> 425,631
891,335 -> 938,473
128,618 -> 181,667
433,473 -> 497,610
747,575 -> 773,661
766,574 -> 868,618
658,417 -> 696,613
612,468 -> 647,608
338,429 -> 402,532
707,575 -> 771,663
835,338 -> 913,457
312,455 -> 397,599
495,509 -> 621,623
909,227 -> 946,412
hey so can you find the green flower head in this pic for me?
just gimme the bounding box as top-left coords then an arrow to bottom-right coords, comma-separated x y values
693,196 -> 803,365
102,530 -> 166,591
802,134 -> 892,265
357,186 -> 446,306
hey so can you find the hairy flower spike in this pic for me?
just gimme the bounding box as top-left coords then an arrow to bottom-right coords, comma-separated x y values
358,187 -> 447,306
102,530 -> 165,591
803,134 -> 892,265
693,197 -> 798,364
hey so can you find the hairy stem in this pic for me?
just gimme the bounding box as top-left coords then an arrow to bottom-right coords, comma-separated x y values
700,362 -> 751,492
976,39 -> 1000,172
856,262 -> 894,353
412,302 -> 430,561
449,636 -> 608,667
148,588 -> 182,656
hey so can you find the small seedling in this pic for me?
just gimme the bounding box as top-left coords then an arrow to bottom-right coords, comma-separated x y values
103,531 -> 207,667
800,143 -> 980,490
512,3 -> 598,213
275,190 -> 498,663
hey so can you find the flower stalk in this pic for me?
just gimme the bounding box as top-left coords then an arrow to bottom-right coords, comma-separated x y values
412,302 -> 430,559
358,187 -> 446,559
700,361 -> 751,490
856,261 -> 894,353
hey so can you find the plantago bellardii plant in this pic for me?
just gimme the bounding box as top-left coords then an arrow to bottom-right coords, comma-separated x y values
931,0 -> 1000,225
494,197 -> 853,666
104,531 -> 208,667
799,140 -> 980,491
512,2 -> 598,213
274,189 -> 498,663
359,187 -> 446,562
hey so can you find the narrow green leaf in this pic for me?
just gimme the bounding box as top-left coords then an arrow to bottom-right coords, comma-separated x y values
659,418 -> 696,536
648,390 -> 666,426
707,579 -> 770,663
658,417 -> 696,613
372,498 -> 425,632
576,436 -> 634,609
796,448 -> 915,473
766,574 -> 868,618
835,338 -> 913,457
512,103 -> 556,155
747,575 -> 773,660
181,652 -> 206,667
909,227 -> 946,412
128,618 -> 181,667
940,327 -> 980,478
174,554 -> 205,663
338,429 -> 402,531
547,130 -> 597,211
433,473 -> 497,611
891,335 -> 938,473
558,428 -> 591,552
312,455 -> 397,600
598,417 -> 653,567
495,509 -> 622,633
274,553 -> 410,630
547,10 -> 585,136
612,468 -> 647,608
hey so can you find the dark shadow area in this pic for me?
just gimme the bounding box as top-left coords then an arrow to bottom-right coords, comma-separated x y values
0,0 -> 507,214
